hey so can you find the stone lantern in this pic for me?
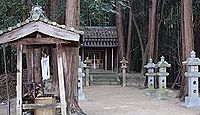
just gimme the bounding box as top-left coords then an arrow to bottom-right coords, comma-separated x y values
144,58 -> 156,94
84,57 -> 92,86
78,56 -> 86,100
120,57 -> 128,87
183,51 -> 200,108
156,56 -> 171,98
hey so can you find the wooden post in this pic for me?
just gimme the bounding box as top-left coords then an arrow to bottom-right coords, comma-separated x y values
16,45 -> 23,115
34,48 -> 42,83
93,54 -> 96,69
105,48 -> 108,70
33,48 -> 42,97
26,46 -> 33,93
111,48 -> 114,71
56,44 -> 67,115
81,48 -> 84,61
52,48 -> 58,88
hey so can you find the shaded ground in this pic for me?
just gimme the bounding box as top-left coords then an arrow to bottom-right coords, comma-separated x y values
1,85 -> 200,115
79,86 -> 200,115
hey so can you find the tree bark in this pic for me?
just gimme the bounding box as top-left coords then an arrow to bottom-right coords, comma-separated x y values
116,0 -> 125,65
65,0 -> 79,27
126,0 -> 133,72
148,0 -> 158,59
180,0 -> 193,99
64,0 -> 84,114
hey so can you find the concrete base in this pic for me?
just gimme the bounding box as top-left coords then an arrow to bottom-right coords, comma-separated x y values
78,93 -> 85,101
185,97 -> 200,108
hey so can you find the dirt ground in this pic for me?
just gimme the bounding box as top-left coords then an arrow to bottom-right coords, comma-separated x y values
79,85 -> 200,115
1,85 -> 200,115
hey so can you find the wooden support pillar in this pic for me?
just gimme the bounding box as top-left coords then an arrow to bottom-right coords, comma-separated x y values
111,48 -> 114,71
34,48 -> 42,83
56,44 -> 67,115
105,48 -> 108,70
26,46 -> 33,93
81,48 -> 84,61
52,48 -> 58,87
16,45 -> 23,115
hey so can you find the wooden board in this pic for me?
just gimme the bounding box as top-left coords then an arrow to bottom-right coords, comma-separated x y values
0,21 -> 80,44
16,45 -> 23,115
11,37 -> 71,45
34,97 -> 56,115
57,44 -> 67,115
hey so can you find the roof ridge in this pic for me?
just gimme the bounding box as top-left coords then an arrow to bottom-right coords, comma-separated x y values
0,5 -> 83,35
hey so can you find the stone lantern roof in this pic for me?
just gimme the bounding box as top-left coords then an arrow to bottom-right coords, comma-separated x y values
144,58 -> 156,69
183,51 -> 200,66
157,56 -> 171,68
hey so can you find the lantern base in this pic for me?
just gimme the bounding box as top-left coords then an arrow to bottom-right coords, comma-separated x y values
78,93 -> 85,101
185,97 -> 200,108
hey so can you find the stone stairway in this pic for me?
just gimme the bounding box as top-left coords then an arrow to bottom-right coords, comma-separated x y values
89,69 -> 120,85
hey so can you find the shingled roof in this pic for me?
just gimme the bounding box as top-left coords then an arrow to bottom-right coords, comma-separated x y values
0,5 -> 83,44
81,26 -> 118,47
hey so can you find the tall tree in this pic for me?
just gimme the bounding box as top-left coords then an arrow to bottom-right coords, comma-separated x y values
65,0 -> 79,27
126,0 -> 133,71
180,0 -> 193,99
64,0 -> 84,114
116,0 -> 125,66
148,0 -> 158,60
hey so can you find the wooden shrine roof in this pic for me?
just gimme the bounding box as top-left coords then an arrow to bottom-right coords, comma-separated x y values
0,5 -> 83,44
80,26 -> 118,47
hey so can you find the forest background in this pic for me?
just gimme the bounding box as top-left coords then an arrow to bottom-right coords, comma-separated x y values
0,0 -> 199,100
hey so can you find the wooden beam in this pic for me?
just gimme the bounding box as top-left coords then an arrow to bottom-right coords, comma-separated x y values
26,46 -> 34,96
105,48 -> 108,70
16,45 -> 23,115
81,48 -> 84,61
56,44 -> 67,115
0,21 -> 80,44
22,103 -> 61,109
11,37 -> 71,45
52,48 -> 58,91
112,48 -> 114,71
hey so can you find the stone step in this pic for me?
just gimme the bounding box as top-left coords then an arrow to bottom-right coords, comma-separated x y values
91,75 -> 119,79
84,69 -> 121,85
92,81 -> 120,85
90,69 -> 118,74
93,79 -> 119,82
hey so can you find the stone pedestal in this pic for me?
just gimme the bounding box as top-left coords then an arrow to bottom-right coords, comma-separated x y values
78,68 -> 85,100
156,56 -> 171,99
84,57 -> 92,86
120,57 -> 128,87
144,58 -> 156,95
183,51 -> 200,108
78,56 -> 86,100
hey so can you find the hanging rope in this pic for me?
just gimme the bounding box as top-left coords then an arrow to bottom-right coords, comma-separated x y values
3,44 -> 10,115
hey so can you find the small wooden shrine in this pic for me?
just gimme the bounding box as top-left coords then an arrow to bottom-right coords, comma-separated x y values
0,5 -> 83,115
80,27 -> 118,71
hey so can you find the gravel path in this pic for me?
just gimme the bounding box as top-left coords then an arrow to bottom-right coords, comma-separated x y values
79,86 -> 200,115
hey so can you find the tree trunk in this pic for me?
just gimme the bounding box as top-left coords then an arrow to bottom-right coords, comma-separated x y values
116,0 -> 125,66
126,0 -> 133,72
64,0 -> 84,114
180,0 -> 193,100
154,0 -> 165,62
65,0 -> 79,27
148,0 -> 158,59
